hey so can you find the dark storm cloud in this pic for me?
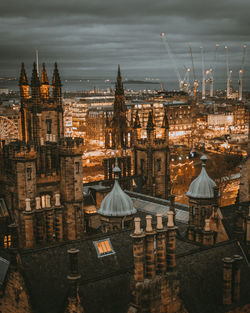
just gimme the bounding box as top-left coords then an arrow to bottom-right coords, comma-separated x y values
0,0 -> 249,89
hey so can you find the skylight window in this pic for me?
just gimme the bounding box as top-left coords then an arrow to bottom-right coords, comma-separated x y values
93,238 -> 115,258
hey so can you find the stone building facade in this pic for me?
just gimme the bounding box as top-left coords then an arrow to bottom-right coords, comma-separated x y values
133,109 -> 171,199
0,62 -> 85,249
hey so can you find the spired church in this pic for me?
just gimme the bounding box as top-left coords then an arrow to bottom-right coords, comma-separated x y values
0,63 -> 249,313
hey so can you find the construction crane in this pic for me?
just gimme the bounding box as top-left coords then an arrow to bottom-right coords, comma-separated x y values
188,43 -> 199,98
225,46 -> 232,99
238,44 -> 247,101
160,33 -> 182,90
200,46 -> 206,99
206,44 -> 219,97
179,67 -> 190,92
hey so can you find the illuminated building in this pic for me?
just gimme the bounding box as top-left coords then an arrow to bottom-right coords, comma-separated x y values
133,109 -> 171,199
0,62 -> 85,250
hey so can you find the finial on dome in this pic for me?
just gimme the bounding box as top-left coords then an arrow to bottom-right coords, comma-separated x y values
113,156 -> 121,179
201,155 -> 208,167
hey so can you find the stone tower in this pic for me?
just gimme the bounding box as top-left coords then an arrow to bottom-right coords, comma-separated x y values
0,62 -> 84,249
186,155 -> 221,245
105,65 -> 132,149
133,109 -> 171,199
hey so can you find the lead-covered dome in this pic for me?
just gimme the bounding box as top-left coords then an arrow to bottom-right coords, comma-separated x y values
186,155 -> 217,199
98,162 -> 137,217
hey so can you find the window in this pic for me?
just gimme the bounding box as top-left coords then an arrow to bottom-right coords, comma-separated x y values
156,159 -> 161,172
93,238 -> 115,258
27,168 -> 32,180
75,162 -> 80,174
4,235 -> 11,248
46,119 -> 52,134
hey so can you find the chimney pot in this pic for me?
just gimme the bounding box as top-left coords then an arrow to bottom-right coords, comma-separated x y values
45,195 -> 51,208
146,215 -> 153,232
25,198 -> 31,212
55,193 -> 61,206
134,217 -> 141,235
156,213 -> 163,230
167,211 -> 174,227
35,197 -> 41,210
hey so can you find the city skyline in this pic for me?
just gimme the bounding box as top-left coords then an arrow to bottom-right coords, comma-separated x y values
0,0 -> 250,90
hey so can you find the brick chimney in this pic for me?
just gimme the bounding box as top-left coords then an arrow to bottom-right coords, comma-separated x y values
65,248 -> 83,313
232,255 -> 243,302
156,213 -> 167,274
130,217 -> 145,283
222,257 -> 234,305
145,215 -> 156,279
54,193 -> 64,242
166,211 -> 177,272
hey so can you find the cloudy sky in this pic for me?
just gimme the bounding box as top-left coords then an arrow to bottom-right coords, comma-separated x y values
0,0 -> 249,89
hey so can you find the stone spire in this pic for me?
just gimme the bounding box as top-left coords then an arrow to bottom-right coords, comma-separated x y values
116,64 -> 123,90
19,63 -> 28,86
31,62 -> 40,87
30,62 -> 40,99
52,62 -> 62,87
133,110 -> 141,129
114,65 -> 126,112
40,63 -> 49,84
40,63 -> 50,99
161,108 -> 169,129
19,63 -> 29,99
52,62 -> 62,102
146,111 -> 155,133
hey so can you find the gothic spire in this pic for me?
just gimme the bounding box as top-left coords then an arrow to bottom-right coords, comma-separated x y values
52,62 -> 62,86
115,64 -> 123,91
31,62 -> 40,87
40,63 -> 49,84
133,110 -> 141,129
19,63 -> 28,86
161,108 -> 169,129
146,111 -> 155,132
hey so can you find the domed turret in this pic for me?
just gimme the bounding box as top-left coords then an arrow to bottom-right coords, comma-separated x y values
98,160 -> 136,217
186,155 -> 217,199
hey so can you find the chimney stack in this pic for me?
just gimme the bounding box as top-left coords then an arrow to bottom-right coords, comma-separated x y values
169,194 -> 176,224
145,215 -> 156,279
166,211 -> 177,271
232,255 -> 243,302
156,213 -> 167,274
130,217 -> 145,283
66,248 -> 83,312
222,257 -> 234,305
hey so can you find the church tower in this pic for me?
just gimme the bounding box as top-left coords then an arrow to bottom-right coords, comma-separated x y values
133,109 -> 171,199
0,62 -> 84,250
105,65 -> 131,149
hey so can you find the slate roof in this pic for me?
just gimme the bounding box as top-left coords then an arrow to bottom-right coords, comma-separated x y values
177,241 -> 250,313
18,231 -> 250,313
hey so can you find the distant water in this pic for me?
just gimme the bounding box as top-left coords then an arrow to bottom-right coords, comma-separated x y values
0,79 -> 163,93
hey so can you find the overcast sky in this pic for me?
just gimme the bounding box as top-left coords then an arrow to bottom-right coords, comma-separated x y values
0,0 -> 249,89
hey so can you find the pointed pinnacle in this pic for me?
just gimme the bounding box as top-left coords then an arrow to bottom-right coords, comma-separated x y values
31,62 -> 40,87
40,63 -> 49,84
19,62 -> 28,85
146,111 -> 155,131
